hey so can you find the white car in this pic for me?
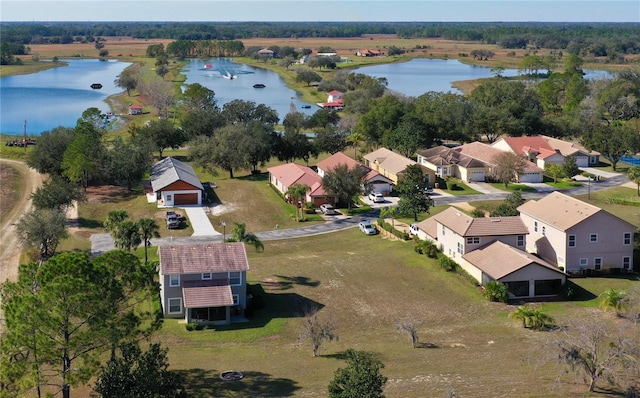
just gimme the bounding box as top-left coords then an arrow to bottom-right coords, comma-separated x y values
320,204 -> 337,215
359,220 -> 378,235
368,192 -> 385,203
409,224 -> 420,236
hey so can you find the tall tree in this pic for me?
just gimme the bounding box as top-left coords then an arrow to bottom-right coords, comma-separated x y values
1,251 -> 158,398
545,163 -> 565,183
285,183 -> 311,221
94,343 -> 186,398
210,125 -> 251,178
382,116 -> 431,157
628,166 -> 640,196
26,127 -> 75,176
31,175 -> 85,212
105,136 -> 152,190
396,164 -> 432,221
314,126 -> 347,155
135,119 -> 185,158
492,152 -> 528,188
15,208 -> 68,263
62,109 -> 106,190
563,155 -> 581,178
328,349 -> 387,398
114,66 -> 139,96
581,120 -> 638,171
140,77 -> 175,118
322,163 -> 370,213
138,217 -> 160,264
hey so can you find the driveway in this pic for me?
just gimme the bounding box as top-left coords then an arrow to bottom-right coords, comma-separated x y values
180,206 -> 220,236
579,167 -> 622,179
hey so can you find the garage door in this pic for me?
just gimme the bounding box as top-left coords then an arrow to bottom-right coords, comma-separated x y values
174,193 -> 198,205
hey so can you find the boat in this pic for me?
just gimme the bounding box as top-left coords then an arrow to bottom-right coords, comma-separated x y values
204,64 -> 212,69
301,105 -> 311,109
222,72 -> 237,80
253,83 -> 266,88
90,83 -> 103,89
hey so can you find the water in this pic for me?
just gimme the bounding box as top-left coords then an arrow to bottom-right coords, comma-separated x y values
181,58 -> 317,122
355,58 -> 612,96
0,59 -> 130,135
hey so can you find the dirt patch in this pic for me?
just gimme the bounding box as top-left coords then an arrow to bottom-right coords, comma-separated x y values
85,184 -> 138,203
0,163 -> 19,212
209,203 -> 238,216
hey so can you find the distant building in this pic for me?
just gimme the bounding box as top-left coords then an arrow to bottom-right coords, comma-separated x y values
128,105 -> 143,115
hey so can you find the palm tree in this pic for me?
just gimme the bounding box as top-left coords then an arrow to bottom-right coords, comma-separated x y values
286,183 -> 310,221
509,305 -> 554,330
509,305 -> 534,328
346,131 -> 366,158
230,222 -> 264,252
380,206 -> 399,230
138,217 -> 160,264
628,165 -> 640,196
599,288 -> 629,314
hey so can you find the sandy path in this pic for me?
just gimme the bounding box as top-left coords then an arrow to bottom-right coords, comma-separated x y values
0,159 -> 44,283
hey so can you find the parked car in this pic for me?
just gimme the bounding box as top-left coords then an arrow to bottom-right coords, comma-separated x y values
368,192 -> 385,203
409,224 -> 420,236
166,211 -> 181,229
425,186 -> 434,194
320,204 -> 337,215
359,220 -> 378,235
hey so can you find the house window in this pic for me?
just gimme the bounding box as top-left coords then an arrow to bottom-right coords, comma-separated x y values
517,235 -> 524,247
201,273 -> 212,280
167,194 -> 172,201
229,272 -> 242,286
534,222 -> 538,233
232,294 -> 239,305
623,232 -> 631,245
589,156 -> 597,164
579,258 -> 588,267
623,257 -> 631,270
594,258 -> 602,271
568,235 -> 576,248
457,242 -> 463,254
542,226 -> 546,236
589,234 -> 598,243
466,237 -> 480,245
169,275 -> 180,287
442,225 -> 446,236
167,298 -> 182,314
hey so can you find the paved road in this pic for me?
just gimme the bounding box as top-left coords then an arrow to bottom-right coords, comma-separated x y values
90,173 -> 630,256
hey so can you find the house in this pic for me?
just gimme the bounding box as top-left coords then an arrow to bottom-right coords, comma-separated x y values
158,242 -> 250,325
316,152 -> 394,194
257,48 -> 274,58
417,146 -> 487,182
462,241 -> 567,299
267,163 -> 335,207
327,90 -> 343,103
456,142 -> 544,183
492,136 -> 565,169
150,157 -> 204,206
363,148 -> 427,185
355,49 -> 382,57
128,105 -> 143,115
517,191 -> 636,273
542,135 -> 600,167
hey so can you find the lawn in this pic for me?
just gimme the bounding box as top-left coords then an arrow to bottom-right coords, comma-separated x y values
437,177 -> 482,196
544,179 -> 583,190
139,229 -> 639,398
489,182 -> 538,192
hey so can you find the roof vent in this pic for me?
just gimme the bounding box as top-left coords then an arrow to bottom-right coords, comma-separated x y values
491,218 -> 501,222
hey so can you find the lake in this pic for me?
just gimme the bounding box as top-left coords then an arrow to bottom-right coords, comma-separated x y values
0,59 -> 130,135
181,58 -> 318,120
355,58 -> 612,96
0,57 -> 613,135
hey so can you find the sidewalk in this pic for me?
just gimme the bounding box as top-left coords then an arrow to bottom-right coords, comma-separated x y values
464,182 -> 506,194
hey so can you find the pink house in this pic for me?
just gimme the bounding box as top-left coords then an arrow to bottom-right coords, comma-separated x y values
492,136 -> 565,169
316,152 -> 393,194
267,163 -> 335,207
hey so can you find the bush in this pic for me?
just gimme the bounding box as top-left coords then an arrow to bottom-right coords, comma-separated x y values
185,322 -> 198,331
483,281 -> 508,303
415,240 -> 439,258
377,218 -> 410,240
439,256 -> 457,272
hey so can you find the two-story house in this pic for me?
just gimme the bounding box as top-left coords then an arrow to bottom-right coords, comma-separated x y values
518,191 -> 636,273
413,207 -> 566,298
159,242 -> 250,325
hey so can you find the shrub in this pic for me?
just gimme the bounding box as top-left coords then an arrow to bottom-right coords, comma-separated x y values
185,322 -> 198,331
377,218 -> 410,240
439,256 -> 457,272
483,281 -> 508,303
414,240 -> 438,258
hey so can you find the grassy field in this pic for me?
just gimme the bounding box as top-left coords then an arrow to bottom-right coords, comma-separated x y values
126,229 -> 637,398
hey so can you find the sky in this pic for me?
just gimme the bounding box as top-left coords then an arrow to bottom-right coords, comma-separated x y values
1,0 -> 639,23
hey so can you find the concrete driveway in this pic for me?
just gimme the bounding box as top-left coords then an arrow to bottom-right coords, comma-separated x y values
180,206 -> 220,236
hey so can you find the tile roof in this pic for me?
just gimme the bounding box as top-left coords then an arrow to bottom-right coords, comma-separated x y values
417,146 -> 486,169
267,163 -> 324,194
463,241 -> 565,280
363,148 -> 417,175
182,280 -> 234,308
517,191 -> 603,231
150,157 -> 204,192
317,152 -> 361,172
428,207 -> 528,237
495,136 -> 558,160
159,242 -> 249,275
415,216 -> 438,239
455,142 -> 543,173
541,135 -> 600,157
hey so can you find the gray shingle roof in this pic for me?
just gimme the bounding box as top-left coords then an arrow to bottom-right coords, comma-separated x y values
150,157 -> 204,192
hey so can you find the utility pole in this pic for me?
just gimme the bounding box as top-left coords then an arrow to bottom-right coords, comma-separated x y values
23,119 -> 27,153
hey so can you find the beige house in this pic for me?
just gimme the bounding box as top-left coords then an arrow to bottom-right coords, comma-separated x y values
363,148 -> 430,185
492,136 -> 565,169
412,207 -> 567,298
456,142 -> 544,183
518,192 -> 635,273
416,146 -> 487,182
541,135 -> 600,167
158,243 -> 250,325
